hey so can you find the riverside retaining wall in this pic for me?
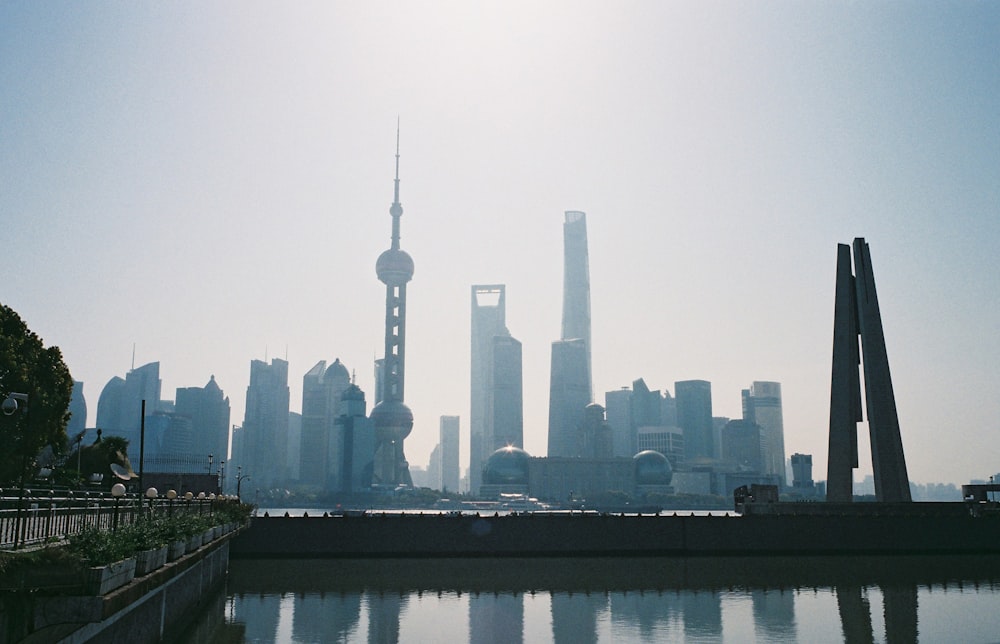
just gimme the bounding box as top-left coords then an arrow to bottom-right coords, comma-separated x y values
230,511 -> 1000,559
2,533 -> 234,643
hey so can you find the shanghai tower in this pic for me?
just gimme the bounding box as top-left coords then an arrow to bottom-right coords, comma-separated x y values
370,127 -> 414,487
547,211 -> 593,457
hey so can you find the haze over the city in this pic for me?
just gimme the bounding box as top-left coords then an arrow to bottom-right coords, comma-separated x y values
2,2 -> 998,487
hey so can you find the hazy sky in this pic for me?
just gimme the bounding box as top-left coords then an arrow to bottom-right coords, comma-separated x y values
3,2 -> 998,486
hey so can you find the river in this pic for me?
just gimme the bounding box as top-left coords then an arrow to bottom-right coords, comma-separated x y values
182,552 -> 1000,642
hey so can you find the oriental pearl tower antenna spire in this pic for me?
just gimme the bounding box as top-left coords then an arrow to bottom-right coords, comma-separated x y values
370,122 -> 415,487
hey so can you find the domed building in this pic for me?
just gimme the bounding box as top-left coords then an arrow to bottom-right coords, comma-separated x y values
633,449 -> 674,497
479,446 -> 531,497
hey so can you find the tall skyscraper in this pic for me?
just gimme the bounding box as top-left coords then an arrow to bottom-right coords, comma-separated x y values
67,380 -> 87,439
96,361 -> 162,461
790,453 -> 814,490
561,211 -> 592,391
604,387 -> 634,457
241,358 -> 290,488
742,381 -> 786,485
335,383 -> 375,493
828,238 -> 911,502
547,211 -> 593,457
439,415 -> 460,493
675,380 -> 713,463
721,419 -> 763,472
490,335 -> 523,450
547,339 -> 591,457
370,128 -> 414,487
470,285 -> 523,491
604,378 -> 669,458
175,375 -> 231,469
300,359 -> 350,489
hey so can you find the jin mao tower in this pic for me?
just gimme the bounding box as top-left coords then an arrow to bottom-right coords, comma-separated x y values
370,128 -> 414,487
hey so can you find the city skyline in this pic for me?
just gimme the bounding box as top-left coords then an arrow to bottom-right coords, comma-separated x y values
3,4 -> 999,487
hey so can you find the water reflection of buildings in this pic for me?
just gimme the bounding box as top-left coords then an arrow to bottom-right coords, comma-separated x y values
367,591 -> 407,644
752,589 -> 796,641
217,557 -> 996,642
292,592 -> 361,643
680,591 -> 723,640
231,592 -> 281,642
470,592 -> 523,644
611,591 -> 682,640
551,592 -> 605,644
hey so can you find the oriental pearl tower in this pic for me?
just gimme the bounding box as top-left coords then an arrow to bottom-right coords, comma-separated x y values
370,126 -> 414,487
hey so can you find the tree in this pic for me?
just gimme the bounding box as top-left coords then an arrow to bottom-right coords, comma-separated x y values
0,303 -> 74,483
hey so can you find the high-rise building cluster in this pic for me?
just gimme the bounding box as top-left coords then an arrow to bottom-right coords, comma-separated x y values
464,209 -> 796,501
79,136 -> 415,498
71,136 -> 809,504
93,361 -> 231,476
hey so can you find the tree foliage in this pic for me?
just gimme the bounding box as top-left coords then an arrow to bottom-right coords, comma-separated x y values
0,303 -> 74,483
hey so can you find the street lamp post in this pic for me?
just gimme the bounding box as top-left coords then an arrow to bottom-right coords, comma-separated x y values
76,432 -> 84,477
145,487 -> 158,518
5,392 -> 30,549
236,466 -> 250,499
111,483 -> 126,531
218,460 -> 225,494
207,454 -> 214,475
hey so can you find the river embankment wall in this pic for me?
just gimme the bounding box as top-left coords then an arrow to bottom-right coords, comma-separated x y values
230,511 -> 1000,559
3,534 -> 234,644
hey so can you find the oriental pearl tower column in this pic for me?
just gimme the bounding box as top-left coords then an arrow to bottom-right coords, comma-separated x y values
370,128 -> 415,487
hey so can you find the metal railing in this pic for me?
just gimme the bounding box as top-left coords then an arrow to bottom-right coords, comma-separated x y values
0,490 -> 217,550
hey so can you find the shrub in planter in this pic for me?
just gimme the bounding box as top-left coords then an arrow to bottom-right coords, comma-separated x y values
123,522 -> 169,575
214,501 -> 255,526
68,527 -> 137,595
167,538 -> 187,561
67,526 -> 132,567
134,544 -> 168,575
121,519 -> 168,552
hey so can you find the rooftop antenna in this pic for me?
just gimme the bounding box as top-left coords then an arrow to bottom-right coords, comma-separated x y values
264,345 -> 269,362
130,343 -> 136,372
390,116 -> 402,250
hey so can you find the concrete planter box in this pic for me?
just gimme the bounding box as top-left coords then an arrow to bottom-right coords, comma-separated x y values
185,533 -> 202,553
85,557 -> 136,595
202,528 -> 215,544
213,525 -> 223,540
168,539 -> 187,561
135,545 -> 168,576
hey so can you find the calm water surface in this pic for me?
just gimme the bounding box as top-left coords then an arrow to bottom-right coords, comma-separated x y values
184,554 -> 1000,643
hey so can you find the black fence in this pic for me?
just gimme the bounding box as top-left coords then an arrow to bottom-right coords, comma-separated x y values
0,490 -> 218,550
